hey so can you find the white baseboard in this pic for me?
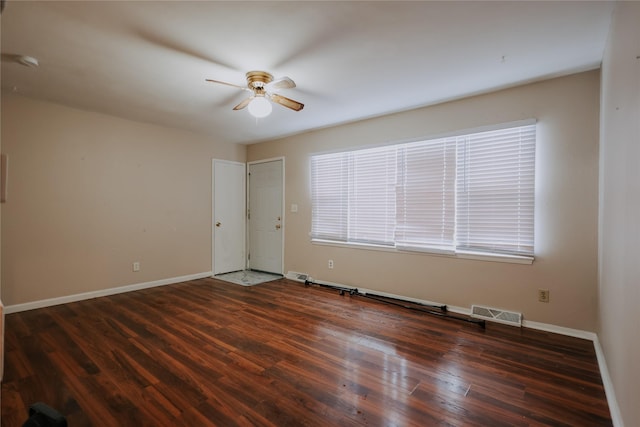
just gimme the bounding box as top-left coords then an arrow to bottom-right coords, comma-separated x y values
4,271 -> 213,314
521,319 -> 597,341
307,277 -> 599,337
592,336 -> 624,427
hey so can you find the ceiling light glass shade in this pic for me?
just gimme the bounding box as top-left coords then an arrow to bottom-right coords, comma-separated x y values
247,96 -> 272,118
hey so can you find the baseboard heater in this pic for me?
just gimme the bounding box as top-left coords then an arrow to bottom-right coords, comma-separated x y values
303,279 -> 485,328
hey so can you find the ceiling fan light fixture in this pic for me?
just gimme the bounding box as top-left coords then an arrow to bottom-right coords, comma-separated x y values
247,96 -> 272,118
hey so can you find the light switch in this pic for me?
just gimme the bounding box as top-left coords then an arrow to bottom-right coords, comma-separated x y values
291,204 -> 298,213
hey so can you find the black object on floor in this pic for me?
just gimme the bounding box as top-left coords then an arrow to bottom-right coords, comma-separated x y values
22,402 -> 67,427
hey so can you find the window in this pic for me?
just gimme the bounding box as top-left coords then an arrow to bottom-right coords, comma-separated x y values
310,121 -> 536,258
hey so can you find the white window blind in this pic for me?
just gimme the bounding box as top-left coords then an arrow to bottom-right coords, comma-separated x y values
311,148 -> 397,246
310,122 -> 536,258
311,152 -> 348,241
348,147 -> 397,245
456,125 -> 536,255
395,138 -> 456,252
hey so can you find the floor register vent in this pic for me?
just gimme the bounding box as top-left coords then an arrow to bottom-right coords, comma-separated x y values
471,305 -> 522,327
285,271 -> 309,283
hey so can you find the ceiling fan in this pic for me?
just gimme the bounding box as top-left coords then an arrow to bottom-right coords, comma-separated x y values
206,71 -> 304,118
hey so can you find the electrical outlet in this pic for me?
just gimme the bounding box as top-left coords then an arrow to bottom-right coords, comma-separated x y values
328,259 -> 334,269
538,289 -> 550,303
133,262 -> 140,272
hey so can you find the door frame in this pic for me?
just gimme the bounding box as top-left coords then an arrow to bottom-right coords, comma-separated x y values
247,157 -> 285,275
212,159 -> 247,275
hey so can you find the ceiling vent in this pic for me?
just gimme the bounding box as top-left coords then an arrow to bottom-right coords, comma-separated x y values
471,305 -> 522,327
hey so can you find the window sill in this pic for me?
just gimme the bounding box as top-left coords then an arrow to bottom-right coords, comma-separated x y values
311,239 -> 534,265
455,250 -> 533,265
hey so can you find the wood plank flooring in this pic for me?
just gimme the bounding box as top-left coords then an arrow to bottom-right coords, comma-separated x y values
1,278 -> 612,426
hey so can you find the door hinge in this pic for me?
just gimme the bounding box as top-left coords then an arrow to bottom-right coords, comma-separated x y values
247,210 -> 250,220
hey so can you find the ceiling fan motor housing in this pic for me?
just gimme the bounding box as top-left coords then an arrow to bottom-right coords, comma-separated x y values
246,71 -> 273,90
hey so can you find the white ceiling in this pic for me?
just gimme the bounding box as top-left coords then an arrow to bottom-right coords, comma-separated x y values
1,1 -> 614,145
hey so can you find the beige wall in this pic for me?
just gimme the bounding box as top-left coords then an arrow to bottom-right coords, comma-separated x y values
248,70 -> 601,331
1,95 -> 245,306
598,2 -> 640,426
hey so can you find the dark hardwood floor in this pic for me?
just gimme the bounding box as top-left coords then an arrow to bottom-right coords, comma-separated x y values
1,278 -> 611,426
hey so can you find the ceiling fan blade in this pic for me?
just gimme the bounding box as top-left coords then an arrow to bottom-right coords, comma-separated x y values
270,94 -> 304,111
266,76 -> 296,91
233,97 -> 252,110
206,78 -> 250,91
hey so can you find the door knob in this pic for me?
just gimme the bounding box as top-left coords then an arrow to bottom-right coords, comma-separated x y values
216,222 -> 221,227
275,224 -> 281,230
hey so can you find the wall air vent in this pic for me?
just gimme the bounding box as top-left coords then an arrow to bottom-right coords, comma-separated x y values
285,271 -> 309,283
471,305 -> 522,327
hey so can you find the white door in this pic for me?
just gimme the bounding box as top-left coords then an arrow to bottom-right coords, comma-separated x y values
248,159 -> 283,274
213,160 -> 246,275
